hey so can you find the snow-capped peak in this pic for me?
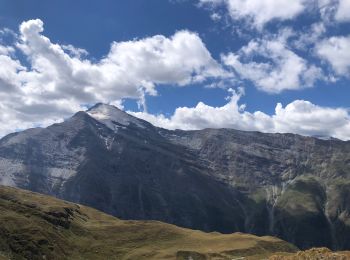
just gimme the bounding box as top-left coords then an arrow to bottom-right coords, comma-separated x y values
87,103 -> 145,131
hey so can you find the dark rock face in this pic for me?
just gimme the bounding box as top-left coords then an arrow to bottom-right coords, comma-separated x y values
0,104 -> 349,250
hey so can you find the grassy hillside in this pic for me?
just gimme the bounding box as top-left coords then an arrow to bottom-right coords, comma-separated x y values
0,186 -> 297,260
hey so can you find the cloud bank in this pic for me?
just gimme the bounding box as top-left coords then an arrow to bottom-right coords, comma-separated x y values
0,19 -> 349,140
132,89 -> 350,140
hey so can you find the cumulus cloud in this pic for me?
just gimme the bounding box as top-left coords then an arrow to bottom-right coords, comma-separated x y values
273,100 -> 350,139
292,23 -> 326,50
0,19 -> 227,136
0,19 -> 349,141
0,45 -> 14,55
199,0 -> 308,28
199,0 -> 350,27
132,89 -> 274,131
131,89 -> 350,140
335,0 -> 350,21
221,30 -> 322,93
320,0 -> 350,22
316,35 -> 350,76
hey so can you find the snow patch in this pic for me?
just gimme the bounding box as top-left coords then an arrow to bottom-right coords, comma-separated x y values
87,103 -> 146,131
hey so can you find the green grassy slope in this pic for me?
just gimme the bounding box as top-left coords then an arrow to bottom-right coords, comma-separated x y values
0,186 -> 298,260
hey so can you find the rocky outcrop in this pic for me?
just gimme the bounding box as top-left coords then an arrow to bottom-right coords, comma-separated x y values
270,247 -> 350,260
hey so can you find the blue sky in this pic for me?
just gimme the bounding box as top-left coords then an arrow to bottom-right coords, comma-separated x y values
0,0 -> 349,139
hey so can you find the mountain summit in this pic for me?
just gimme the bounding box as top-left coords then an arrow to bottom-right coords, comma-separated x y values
0,104 -> 349,250
87,103 -> 148,131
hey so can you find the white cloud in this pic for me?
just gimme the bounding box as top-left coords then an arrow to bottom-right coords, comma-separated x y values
131,89 -> 275,131
335,0 -> 350,21
320,0 -> 350,22
222,31 -> 322,93
316,35 -> 350,76
199,0 -> 307,28
0,45 -> 14,55
273,100 -> 350,139
0,19 -> 227,137
0,19 -> 348,141
199,0 -> 350,26
132,89 -> 350,140
61,44 -> 89,58
210,12 -> 222,22
292,23 -> 326,50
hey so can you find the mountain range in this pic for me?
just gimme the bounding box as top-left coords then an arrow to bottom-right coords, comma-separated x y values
0,103 -> 349,250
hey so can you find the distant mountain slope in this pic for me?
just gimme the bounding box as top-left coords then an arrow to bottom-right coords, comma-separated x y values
0,104 -> 349,250
0,186 -> 297,260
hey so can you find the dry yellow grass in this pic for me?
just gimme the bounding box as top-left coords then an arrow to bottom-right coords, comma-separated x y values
0,185 -> 297,259
270,248 -> 350,260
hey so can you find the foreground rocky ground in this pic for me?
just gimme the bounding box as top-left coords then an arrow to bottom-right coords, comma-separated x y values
270,248 -> 350,260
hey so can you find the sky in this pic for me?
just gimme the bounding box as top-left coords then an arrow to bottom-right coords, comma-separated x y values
0,0 -> 349,139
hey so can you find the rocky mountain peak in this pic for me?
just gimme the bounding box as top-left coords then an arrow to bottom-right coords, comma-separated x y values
87,103 -> 146,131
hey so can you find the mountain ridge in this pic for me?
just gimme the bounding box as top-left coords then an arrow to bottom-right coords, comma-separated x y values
0,103 -> 349,250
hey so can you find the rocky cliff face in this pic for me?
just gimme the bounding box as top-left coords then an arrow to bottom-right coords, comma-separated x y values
0,103 -> 349,250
